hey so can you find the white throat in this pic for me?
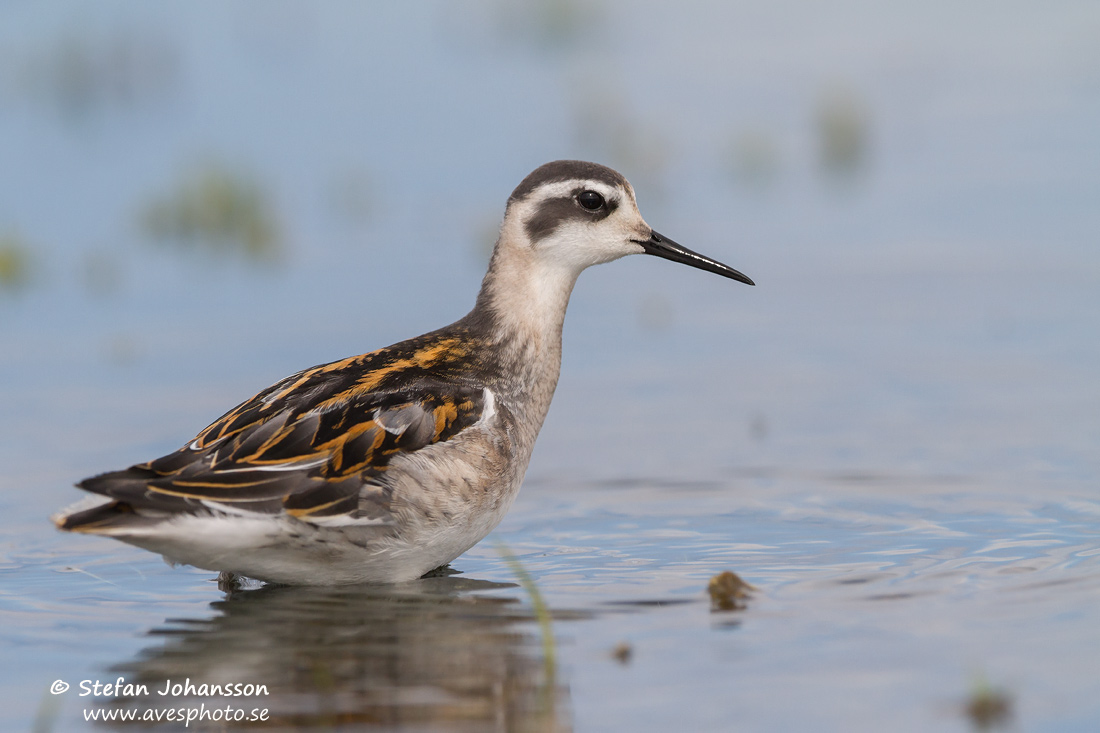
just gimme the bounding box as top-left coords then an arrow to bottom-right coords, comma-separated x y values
478,213 -> 583,350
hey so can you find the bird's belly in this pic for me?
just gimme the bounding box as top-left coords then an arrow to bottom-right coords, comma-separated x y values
376,427 -> 525,576
137,425 -> 525,585
124,500 -> 514,586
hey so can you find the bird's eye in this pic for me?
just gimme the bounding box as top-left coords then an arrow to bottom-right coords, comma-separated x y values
576,190 -> 605,211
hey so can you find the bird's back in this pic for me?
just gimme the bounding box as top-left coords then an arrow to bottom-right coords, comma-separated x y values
55,318 -> 521,582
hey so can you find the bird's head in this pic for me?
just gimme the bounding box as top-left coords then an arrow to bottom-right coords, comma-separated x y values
500,160 -> 754,285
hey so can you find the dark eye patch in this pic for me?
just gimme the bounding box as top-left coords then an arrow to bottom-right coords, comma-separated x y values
524,188 -> 619,242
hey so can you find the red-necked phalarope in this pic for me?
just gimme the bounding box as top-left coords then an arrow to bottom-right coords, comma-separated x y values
54,160 -> 754,585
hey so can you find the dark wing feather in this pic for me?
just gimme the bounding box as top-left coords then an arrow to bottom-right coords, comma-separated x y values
75,333 -> 490,524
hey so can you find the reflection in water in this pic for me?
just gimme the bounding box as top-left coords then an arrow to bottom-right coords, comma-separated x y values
99,577 -> 570,731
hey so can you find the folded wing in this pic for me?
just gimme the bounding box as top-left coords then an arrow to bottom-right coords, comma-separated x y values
63,378 -> 486,530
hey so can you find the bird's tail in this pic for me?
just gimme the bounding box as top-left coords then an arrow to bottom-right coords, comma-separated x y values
52,495 -> 159,534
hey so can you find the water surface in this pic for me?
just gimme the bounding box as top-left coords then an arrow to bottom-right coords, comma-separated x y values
2,2 -> 1098,731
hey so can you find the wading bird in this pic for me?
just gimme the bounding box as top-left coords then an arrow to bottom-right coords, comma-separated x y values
54,160 -> 753,585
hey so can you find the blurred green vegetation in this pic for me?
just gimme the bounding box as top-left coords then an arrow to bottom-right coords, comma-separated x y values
31,682 -> 62,733
325,167 -> 375,230
12,30 -> 177,122
494,0 -> 595,50
80,250 -> 124,298
0,234 -> 33,292
570,85 -> 669,197
816,87 -> 871,182
472,214 -> 502,261
728,127 -> 782,191
499,544 -> 565,733
140,165 -> 281,262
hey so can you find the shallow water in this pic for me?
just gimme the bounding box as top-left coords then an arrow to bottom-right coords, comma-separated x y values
7,474 -> 1100,731
3,3 -> 1099,731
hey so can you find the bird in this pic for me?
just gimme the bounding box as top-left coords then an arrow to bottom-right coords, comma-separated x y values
53,160 -> 754,585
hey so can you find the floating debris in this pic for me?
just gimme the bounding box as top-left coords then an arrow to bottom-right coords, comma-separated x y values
964,676 -> 1013,731
140,164 -> 281,262
610,641 -> 633,665
707,570 -> 754,612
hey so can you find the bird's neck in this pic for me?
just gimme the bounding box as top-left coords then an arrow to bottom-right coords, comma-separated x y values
477,246 -> 578,349
466,236 -> 580,432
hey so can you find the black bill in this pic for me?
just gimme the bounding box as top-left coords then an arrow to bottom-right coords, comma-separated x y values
635,231 -> 754,286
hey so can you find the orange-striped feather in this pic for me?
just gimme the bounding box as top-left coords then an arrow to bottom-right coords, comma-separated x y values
73,328 -> 492,523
